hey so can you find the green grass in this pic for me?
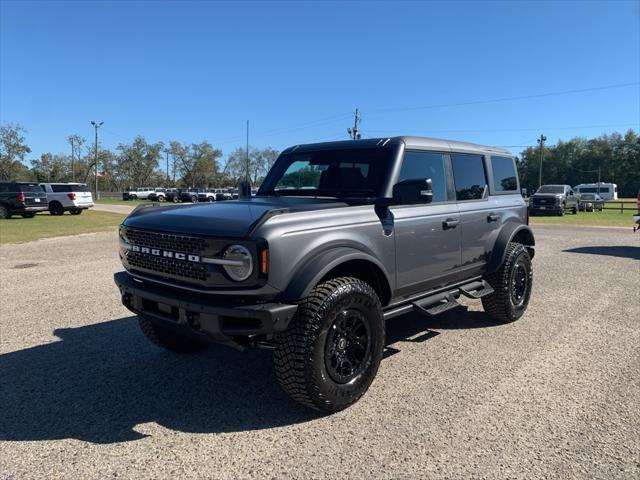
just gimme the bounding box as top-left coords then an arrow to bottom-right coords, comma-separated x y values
530,209 -> 637,228
0,210 -> 126,244
96,198 -> 149,206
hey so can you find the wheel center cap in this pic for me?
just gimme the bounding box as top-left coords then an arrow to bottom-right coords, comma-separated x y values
337,337 -> 347,351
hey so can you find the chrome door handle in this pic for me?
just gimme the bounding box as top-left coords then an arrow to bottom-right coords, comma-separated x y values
443,218 -> 459,229
488,213 -> 500,222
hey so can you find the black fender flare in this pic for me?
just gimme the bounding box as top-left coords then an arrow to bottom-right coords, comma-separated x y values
281,247 -> 392,303
487,223 -> 535,274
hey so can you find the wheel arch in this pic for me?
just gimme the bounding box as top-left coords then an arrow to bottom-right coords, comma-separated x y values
281,248 -> 392,306
487,223 -> 535,274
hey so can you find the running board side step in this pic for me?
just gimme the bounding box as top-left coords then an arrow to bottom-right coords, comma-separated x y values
459,280 -> 494,299
413,292 -> 461,317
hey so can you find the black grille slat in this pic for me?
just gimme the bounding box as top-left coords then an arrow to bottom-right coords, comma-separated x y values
123,228 -> 206,253
127,252 -> 207,281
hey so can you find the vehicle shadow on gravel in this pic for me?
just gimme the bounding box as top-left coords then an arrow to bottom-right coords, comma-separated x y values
563,245 -> 640,260
0,309 -> 501,444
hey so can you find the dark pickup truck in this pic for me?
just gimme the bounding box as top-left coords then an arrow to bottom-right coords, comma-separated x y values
529,184 -> 579,216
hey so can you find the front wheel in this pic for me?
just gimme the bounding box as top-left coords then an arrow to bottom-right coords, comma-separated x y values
572,204 -> 578,214
274,277 -> 385,412
482,242 -> 533,323
191,195 -> 198,203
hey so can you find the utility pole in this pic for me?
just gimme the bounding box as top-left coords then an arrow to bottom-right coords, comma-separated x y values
245,120 -> 250,182
537,134 -> 547,190
347,108 -> 362,140
165,148 -> 170,185
91,121 -> 103,199
70,142 -> 75,183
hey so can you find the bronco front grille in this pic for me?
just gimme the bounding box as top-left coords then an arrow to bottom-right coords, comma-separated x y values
122,228 -> 208,283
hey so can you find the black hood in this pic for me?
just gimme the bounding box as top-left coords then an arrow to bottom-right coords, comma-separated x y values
122,197 -> 348,238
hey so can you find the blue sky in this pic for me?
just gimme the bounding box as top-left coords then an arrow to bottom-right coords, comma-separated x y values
1,0 -> 639,163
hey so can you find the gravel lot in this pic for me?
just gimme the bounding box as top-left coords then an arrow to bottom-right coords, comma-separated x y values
0,225 -> 638,479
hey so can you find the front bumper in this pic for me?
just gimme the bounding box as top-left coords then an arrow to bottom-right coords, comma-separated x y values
530,204 -> 562,213
114,271 -> 297,345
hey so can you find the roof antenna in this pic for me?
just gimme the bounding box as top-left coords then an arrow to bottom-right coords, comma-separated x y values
347,108 -> 362,140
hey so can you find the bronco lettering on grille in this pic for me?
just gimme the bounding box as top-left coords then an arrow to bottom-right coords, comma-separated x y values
127,244 -> 200,263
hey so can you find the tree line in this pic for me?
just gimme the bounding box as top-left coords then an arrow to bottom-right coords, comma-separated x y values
1,123 -> 638,196
0,123 -> 279,191
517,129 -> 639,197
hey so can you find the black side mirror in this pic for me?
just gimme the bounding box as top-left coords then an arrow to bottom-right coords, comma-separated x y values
392,178 -> 433,205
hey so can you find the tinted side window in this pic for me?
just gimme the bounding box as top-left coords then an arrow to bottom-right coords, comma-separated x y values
399,151 -> 447,203
51,185 -> 72,193
490,156 -> 517,192
451,154 -> 487,201
0,183 -> 10,192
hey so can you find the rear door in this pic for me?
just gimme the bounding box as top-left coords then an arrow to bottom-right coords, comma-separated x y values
451,153 -> 499,273
392,150 -> 461,294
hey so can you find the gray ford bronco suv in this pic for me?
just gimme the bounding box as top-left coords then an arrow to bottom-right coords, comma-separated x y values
114,137 -> 535,412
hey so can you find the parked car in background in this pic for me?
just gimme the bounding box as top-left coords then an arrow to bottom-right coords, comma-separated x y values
578,193 -> 604,212
529,184 -> 579,216
0,181 -> 48,218
178,189 -> 200,203
148,188 -> 167,202
127,187 -> 155,200
197,189 -> 216,202
573,183 -> 618,200
165,188 -> 182,202
214,188 -> 233,201
39,183 -> 94,215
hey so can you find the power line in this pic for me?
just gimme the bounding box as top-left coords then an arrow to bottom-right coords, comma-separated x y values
362,122 -> 639,135
366,82 -> 640,114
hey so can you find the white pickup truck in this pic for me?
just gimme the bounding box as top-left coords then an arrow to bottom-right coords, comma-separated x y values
40,183 -> 94,215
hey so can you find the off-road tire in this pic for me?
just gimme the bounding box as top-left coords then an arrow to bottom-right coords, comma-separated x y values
572,204 -> 578,214
482,242 -> 533,323
49,202 -> 64,216
274,277 -> 385,413
0,205 -> 8,219
129,194 -> 138,200
138,315 -> 207,353
191,195 -> 198,203
21,212 -> 36,218
157,195 -> 165,202
69,209 -> 82,215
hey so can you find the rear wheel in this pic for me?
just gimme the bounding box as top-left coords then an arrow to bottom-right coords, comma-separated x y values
0,205 -> 10,219
49,202 -> 64,216
191,195 -> 198,203
138,316 -> 207,353
21,212 -> 36,218
69,209 -> 82,215
572,204 -> 578,214
157,195 -> 165,202
482,242 -> 533,323
274,277 -> 385,412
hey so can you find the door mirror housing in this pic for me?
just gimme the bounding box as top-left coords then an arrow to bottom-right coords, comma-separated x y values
392,178 -> 433,205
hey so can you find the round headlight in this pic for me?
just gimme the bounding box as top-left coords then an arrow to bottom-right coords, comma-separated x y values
223,245 -> 253,281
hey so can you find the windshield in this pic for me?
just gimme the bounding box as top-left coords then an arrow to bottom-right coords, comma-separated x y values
258,148 -> 393,198
537,185 -> 564,194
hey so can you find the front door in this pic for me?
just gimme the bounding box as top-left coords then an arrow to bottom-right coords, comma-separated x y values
392,151 -> 461,294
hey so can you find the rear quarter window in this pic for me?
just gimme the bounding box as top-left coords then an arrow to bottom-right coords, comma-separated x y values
19,183 -> 44,193
490,156 -> 518,192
